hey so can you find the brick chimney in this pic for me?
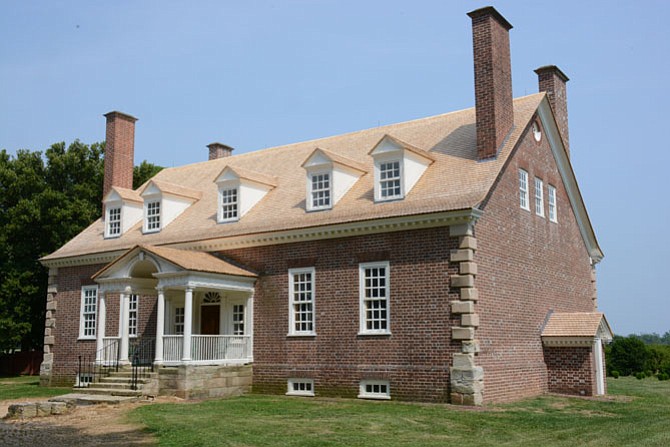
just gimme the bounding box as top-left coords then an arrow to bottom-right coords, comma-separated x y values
468,7 -> 514,160
103,111 -> 137,200
535,65 -> 570,156
208,142 -> 234,160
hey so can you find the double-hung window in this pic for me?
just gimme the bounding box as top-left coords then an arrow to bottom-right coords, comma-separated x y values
359,262 -> 390,335
548,184 -> 557,223
232,304 -> 245,336
128,294 -> 138,337
519,169 -> 530,210
310,172 -> 331,210
288,268 -> 315,335
379,161 -> 402,200
535,177 -> 545,217
220,187 -> 239,221
145,200 -> 161,231
174,307 -> 185,335
79,286 -> 98,339
107,207 -> 121,237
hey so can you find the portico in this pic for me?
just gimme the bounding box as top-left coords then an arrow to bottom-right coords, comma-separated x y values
92,245 -> 257,367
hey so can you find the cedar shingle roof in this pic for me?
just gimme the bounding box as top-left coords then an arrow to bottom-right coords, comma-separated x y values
542,312 -> 611,338
44,94 -> 544,261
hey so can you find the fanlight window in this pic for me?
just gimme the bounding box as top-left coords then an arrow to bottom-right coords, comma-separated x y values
203,292 -> 222,303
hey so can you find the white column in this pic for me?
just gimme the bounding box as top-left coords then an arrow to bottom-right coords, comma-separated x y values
155,288 -> 165,363
95,291 -> 106,363
182,287 -> 193,361
594,337 -> 605,395
119,291 -> 130,364
246,292 -> 254,361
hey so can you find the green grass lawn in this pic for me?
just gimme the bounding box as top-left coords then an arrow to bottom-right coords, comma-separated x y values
0,375 -> 71,400
132,377 -> 670,447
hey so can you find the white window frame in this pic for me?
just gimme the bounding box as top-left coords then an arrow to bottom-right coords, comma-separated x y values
548,184 -> 557,223
519,169 -> 530,211
144,199 -> 161,233
105,206 -> 122,238
358,380 -> 391,400
174,307 -> 185,335
128,294 -> 138,338
288,267 -> 316,336
308,171 -> 332,211
232,303 -> 245,336
535,177 -> 545,217
375,159 -> 403,202
286,378 -> 315,397
219,186 -> 239,222
359,261 -> 391,335
79,285 -> 98,340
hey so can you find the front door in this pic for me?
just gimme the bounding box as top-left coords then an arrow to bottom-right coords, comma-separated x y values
201,305 -> 220,335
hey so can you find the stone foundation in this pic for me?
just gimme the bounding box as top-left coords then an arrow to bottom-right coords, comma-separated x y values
156,364 -> 252,399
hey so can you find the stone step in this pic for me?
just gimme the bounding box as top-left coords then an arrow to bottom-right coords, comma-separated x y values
76,387 -> 143,397
89,382 -> 143,390
105,371 -> 157,379
50,393 -> 140,405
97,376 -> 152,384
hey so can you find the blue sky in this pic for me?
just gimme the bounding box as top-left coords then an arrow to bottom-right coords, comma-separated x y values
1,1 -> 668,335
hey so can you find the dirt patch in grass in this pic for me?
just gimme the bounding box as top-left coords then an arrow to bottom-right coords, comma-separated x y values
1,397 -> 159,446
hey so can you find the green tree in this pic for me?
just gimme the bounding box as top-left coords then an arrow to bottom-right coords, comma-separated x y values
606,335 -> 650,376
0,142 -> 161,352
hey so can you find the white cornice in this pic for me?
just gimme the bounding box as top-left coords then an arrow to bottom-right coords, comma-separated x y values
537,99 -> 604,263
40,209 -> 482,268
542,336 -> 597,347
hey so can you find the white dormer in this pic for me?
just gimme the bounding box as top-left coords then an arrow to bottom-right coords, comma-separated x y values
301,148 -> 366,212
140,180 -> 202,233
103,187 -> 143,238
214,166 -> 277,223
368,135 -> 435,202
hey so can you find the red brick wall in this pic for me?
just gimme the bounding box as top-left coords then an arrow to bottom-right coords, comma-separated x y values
223,227 -> 461,402
103,111 -> 136,200
475,119 -> 596,403
544,346 -> 595,396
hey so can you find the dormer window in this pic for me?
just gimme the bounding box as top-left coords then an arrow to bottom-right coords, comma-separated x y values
369,135 -> 434,203
140,179 -> 202,234
310,172 -> 331,210
145,200 -> 161,232
107,207 -> 122,236
379,160 -> 402,200
102,187 -> 143,238
301,148 -> 366,212
220,187 -> 239,221
214,166 -> 277,224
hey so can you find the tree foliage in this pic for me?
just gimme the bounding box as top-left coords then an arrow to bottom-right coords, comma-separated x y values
0,141 -> 161,352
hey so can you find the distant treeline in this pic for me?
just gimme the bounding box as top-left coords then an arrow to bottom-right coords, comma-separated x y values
627,332 -> 670,346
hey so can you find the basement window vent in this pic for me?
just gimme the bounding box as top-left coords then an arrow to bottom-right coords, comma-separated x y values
76,373 -> 94,388
287,379 -> 314,397
358,380 -> 391,400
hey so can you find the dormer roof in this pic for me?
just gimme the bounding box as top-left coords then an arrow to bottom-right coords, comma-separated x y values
215,165 -> 278,188
141,179 -> 202,201
301,148 -> 367,173
103,186 -> 143,204
368,134 -> 435,163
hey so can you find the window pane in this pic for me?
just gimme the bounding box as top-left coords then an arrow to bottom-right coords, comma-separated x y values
221,188 -> 239,220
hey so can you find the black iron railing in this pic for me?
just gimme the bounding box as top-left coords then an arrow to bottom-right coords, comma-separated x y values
129,337 -> 155,390
75,338 -> 120,388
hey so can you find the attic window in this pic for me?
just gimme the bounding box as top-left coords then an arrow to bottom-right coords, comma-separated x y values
145,200 -> 161,232
379,160 -> 402,200
106,207 -> 122,237
368,135 -> 434,203
220,187 -> 239,222
310,172 -> 331,210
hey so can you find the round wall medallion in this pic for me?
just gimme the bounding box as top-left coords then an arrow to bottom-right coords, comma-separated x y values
532,121 -> 542,142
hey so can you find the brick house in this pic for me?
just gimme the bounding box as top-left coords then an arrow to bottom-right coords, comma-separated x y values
39,6 -> 612,405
